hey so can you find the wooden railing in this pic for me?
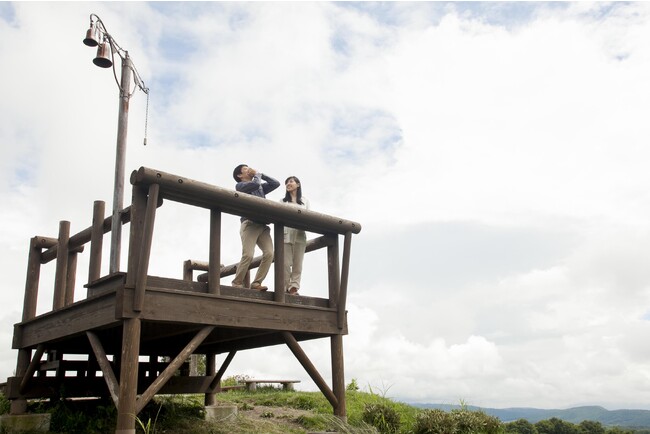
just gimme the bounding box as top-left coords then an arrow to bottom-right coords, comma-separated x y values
19,166 -> 362,323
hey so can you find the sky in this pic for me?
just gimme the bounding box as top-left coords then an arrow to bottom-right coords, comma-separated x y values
1,1 -> 650,411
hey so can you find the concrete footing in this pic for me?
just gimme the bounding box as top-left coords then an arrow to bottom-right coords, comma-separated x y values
0,413 -> 51,433
205,404 -> 238,421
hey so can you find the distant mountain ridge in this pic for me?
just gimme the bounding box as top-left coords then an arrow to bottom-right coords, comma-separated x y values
410,404 -> 650,428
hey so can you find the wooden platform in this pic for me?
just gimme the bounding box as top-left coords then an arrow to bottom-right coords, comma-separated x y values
5,167 -> 361,432
7,272 -> 346,399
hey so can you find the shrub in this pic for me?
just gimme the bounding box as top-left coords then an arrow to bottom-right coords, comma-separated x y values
362,402 -> 401,433
414,408 -> 456,434
505,418 -> 538,434
222,374 -> 250,387
451,408 -> 502,434
288,393 -> 320,410
536,417 -> 580,434
347,379 -> 360,392
0,394 -> 10,415
414,408 -> 504,434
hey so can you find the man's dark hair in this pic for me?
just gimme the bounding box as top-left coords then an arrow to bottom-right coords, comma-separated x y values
233,164 -> 247,182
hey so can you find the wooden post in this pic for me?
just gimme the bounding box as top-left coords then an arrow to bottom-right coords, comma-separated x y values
274,223 -> 285,302
65,251 -> 78,305
204,353 -> 216,406
327,235 -> 340,309
126,185 -> 147,288
18,345 -> 45,395
208,209 -> 221,295
109,54 -> 133,275
9,350 -> 30,414
53,221 -> 70,310
23,237 -> 50,321
88,200 -> 106,286
338,232 -> 352,330
12,237 -> 54,414
115,318 -> 141,434
207,351 -> 236,392
134,183 -> 159,312
331,334 -> 347,421
183,260 -> 193,282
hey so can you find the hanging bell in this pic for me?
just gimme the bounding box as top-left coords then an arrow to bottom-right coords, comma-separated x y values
93,40 -> 113,68
83,23 -> 100,47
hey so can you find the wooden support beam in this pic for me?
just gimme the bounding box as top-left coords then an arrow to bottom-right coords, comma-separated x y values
204,353 -> 216,406
208,209 -> 221,295
134,183 -> 160,312
65,251 -> 78,306
18,345 -> 45,395
10,349 -> 31,414
53,221 -> 70,310
338,232 -> 352,329
126,186 -> 147,288
327,235 -> 340,309
331,334 -> 346,420
207,350 -> 237,393
274,223 -> 285,302
23,237 -> 44,321
86,331 -> 120,407
282,331 -> 338,408
88,200 -> 106,284
116,318 -> 141,433
136,326 -> 215,413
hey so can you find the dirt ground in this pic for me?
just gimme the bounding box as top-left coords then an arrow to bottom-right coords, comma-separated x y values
230,403 -> 320,432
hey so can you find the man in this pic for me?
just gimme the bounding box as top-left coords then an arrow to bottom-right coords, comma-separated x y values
231,164 -> 280,291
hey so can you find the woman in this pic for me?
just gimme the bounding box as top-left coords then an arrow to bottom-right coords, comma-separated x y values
280,176 -> 310,295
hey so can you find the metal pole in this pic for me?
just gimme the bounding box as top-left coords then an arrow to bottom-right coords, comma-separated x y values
109,53 -> 132,274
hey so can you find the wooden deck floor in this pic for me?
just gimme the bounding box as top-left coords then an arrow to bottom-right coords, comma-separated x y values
8,272 -> 346,400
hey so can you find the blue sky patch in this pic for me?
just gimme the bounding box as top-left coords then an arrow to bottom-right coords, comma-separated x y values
0,2 -> 16,25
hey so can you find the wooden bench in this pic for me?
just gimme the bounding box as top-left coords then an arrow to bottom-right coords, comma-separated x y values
243,379 -> 300,391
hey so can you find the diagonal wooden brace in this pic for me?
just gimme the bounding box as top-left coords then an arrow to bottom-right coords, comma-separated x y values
86,331 -> 120,407
282,331 -> 338,408
136,326 -> 215,413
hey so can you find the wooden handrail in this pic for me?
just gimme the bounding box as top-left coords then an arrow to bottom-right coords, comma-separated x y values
40,206 -> 132,264
130,167 -> 361,236
192,236 -> 334,282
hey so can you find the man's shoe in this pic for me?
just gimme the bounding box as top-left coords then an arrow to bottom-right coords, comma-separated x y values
288,287 -> 299,295
231,282 -> 244,288
251,282 -> 268,291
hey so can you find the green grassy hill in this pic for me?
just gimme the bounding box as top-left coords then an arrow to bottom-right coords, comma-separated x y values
413,403 -> 650,428
2,388 -> 648,433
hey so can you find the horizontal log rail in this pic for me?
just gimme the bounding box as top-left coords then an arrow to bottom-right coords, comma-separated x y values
188,235 -> 335,282
130,167 -> 361,236
40,207 -> 132,264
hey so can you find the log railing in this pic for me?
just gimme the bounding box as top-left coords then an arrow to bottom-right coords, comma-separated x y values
12,166 -> 361,423
128,167 -> 361,311
19,166 -> 362,322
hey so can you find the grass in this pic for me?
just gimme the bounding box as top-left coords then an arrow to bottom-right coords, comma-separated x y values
1,385 -> 643,434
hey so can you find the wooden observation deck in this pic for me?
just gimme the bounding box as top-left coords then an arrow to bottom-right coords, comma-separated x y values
3,167 -> 361,433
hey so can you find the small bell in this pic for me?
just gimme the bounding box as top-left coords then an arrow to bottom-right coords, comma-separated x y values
83,23 -> 100,47
93,40 -> 113,68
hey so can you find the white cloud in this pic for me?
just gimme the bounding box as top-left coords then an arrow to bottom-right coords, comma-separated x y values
1,1 -> 650,411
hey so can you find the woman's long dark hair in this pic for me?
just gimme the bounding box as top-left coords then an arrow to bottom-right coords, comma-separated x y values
283,176 -> 304,205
